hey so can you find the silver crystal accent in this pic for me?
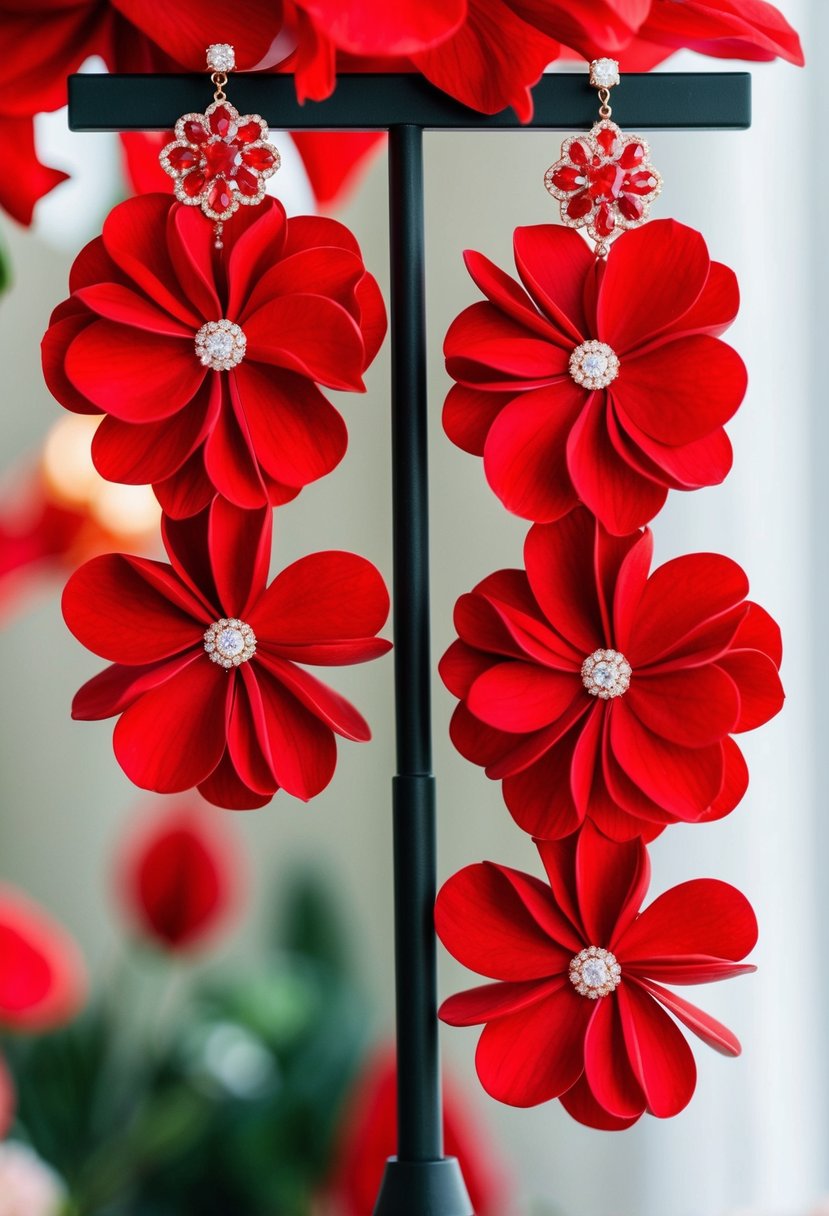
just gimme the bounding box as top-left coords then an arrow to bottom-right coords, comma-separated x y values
569,340 -> 619,390
204,617 -> 257,668
206,43 -> 235,72
589,58 -> 620,89
581,649 -> 632,700
195,320 -> 247,371
569,946 -> 621,999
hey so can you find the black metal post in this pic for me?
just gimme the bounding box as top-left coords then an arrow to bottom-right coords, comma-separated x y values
372,124 -> 472,1216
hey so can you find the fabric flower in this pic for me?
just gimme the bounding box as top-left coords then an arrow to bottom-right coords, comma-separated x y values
116,799 -> 244,952
324,1048 -> 509,1216
62,498 -> 391,810
440,508 -> 783,842
42,193 -> 386,517
623,0 -> 804,69
436,821 -> 757,1126
444,219 -> 747,535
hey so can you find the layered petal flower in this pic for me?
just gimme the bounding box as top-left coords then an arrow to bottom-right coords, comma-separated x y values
444,219 -> 746,534
116,799 -> 245,951
0,887 -> 86,1034
437,822 -> 757,1124
42,193 -> 385,514
63,498 -> 391,809
439,508 -> 783,840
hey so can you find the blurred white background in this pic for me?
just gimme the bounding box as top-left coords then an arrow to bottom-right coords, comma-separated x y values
0,2 -> 823,1211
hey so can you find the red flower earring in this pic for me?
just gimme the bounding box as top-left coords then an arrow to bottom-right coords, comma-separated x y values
159,44 -> 281,247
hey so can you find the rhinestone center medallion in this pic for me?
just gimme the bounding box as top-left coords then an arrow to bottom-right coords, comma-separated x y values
570,947 -> 621,999
204,618 -> 257,668
570,340 -> 619,390
581,649 -> 631,699
196,320 -> 247,371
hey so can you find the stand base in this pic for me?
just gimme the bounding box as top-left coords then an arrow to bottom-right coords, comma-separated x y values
372,1156 -> 473,1216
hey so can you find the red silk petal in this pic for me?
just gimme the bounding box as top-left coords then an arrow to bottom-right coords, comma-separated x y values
620,414 -> 734,491
467,662 -> 581,732
250,550 -> 390,647
717,651 -> 785,732
244,296 -> 366,391
198,749 -> 275,811
575,821 -> 650,947
302,0 -> 464,55
523,512 -> 605,653
41,311 -> 101,415
74,283 -> 193,336
661,260 -> 740,341
475,986 -> 592,1106
291,131 -> 385,208
483,383 -> 583,522
597,220 -> 710,353
583,993 -> 646,1118
443,385 -> 514,456
435,862 -> 572,981
637,979 -> 743,1056
627,665 -> 741,747
208,497 -> 271,619
233,362 -> 347,488
634,0 -> 804,66
66,320 -> 202,422
92,384 -> 213,484
203,389 -> 268,510
731,601 -> 783,666
0,116 -> 68,226
440,977 -> 564,1027
446,302 -> 569,388
113,655 -> 230,792
610,704 -> 724,818
559,1072 -> 643,1130
617,878 -> 758,965
153,450 -> 215,519
62,554 -> 207,663
512,224 -> 594,343
614,335 -> 746,446
109,0 -> 280,69
72,655 -> 196,722
255,666 -> 338,800
257,654 -> 373,742
464,249 -> 561,342
227,665 -> 277,796
628,957 -> 756,985
617,981 -> 697,1118
504,736 -> 584,840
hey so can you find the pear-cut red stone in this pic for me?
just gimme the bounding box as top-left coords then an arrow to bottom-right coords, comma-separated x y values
168,145 -> 199,170
596,127 -> 618,156
205,139 -> 242,176
624,170 -> 658,196
236,167 -> 260,196
588,163 -> 625,201
236,121 -> 263,143
242,146 -> 276,171
182,170 -> 206,197
568,140 -> 589,166
183,120 -> 210,145
552,165 -> 584,191
619,142 -> 645,169
567,193 -> 592,220
618,194 -> 644,222
593,203 -> 616,238
209,105 -> 235,139
208,179 -> 232,213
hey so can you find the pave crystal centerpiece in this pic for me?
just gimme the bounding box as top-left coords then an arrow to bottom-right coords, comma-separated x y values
204,618 -> 257,668
195,320 -> 247,370
545,119 -> 661,250
581,649 -> 632,699
206,43 -> 235,72
569,946 -> 622,999
160,100 -> 281,223
569,340 -> 619,390
589,58 -> 620,89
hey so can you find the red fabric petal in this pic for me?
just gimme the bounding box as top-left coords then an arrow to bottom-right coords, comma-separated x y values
113,655 -> 230,792
559,1072 -> 643,1130
153,449 -> 216,519
300,0 -> 464,55
108,0 -> 281,71
91,379 -> 215,484
523,512 -> 606,653
197,748 -> 274,810
0,116 -> 68,226
41,311 -> 101,416
731,601 -> 783,666
72,655 -> 195,722
62,553 -> 207,663
245,296 -> 366,390
203,389 -> 268,510
464,248 -> 563,342
638,979 -> 743,1056
597,220 -> 711,353
291,131 -> 385,208
512,224 -> 594,343
660,260 -> 741,341
610,703 -> 724,819
575,822 -> 650,947
257,654 -> 373,742
73,282 -> 194,336
255,665 -> 338,800
446,302 -> 569,389
626,665 -> 741,747
101,193 -> 202,327
227,664 -> 278,796
717,651 -> 785,732
483,383 -> 583,522
443,385 -> 515,456
435,862 -> 573,981
583,994 -> 646,1118
634,0 -> 804,67
617,878 -> 758,965
475,986 -> 592,1106
504,735 -> 584,840
467,662 -> 580,732
618,981 -> 697,1118
440,977 -> 563,1027
619,414 -> 734,491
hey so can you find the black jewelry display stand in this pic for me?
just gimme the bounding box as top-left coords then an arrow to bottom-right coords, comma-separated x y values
68,69 -> 751,1216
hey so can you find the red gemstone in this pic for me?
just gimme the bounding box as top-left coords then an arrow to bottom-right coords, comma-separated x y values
596,127 -> 618,156
205,139 -> 242,177
236,120 -> 263,143
566,192 -> 592,220
551,166 -> 584,191
593,203 -> 616,238
182,170 -> 206,198
587,163 -> 625,201
619,142 -> 645,169
235,166 -> 260,196
208,179 -> 232,213
241,146 -> 275,171
624,170 -> 658,196
209,105 -> 234,138
183,120 -> 210,145
568,140 -> 588,166
168,145 -> 199,171
618,194 -> 644,221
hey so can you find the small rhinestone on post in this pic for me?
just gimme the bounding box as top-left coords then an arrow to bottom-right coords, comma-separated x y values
206,44 -> 235,73
569,340 -> 619,390
589,58 -> 620,89
204,618 -> 257,668
569,946 -> 622,999
195,320 -> 247,371
581,649 -> 632,699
